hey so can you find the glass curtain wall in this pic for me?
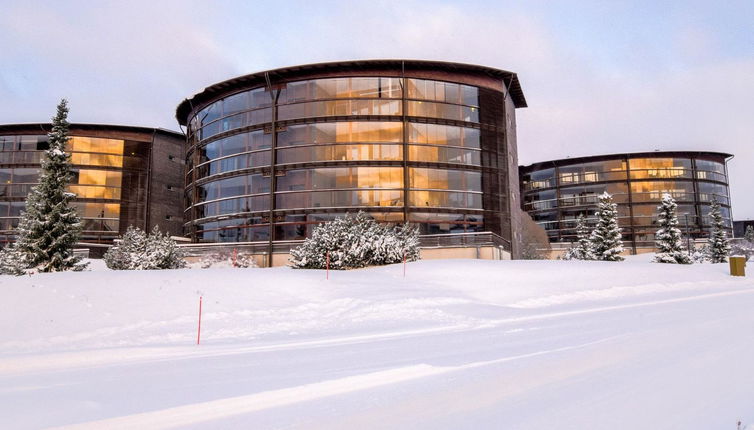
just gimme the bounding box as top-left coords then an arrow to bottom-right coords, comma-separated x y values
185,75 -> 494,242
0,134 -> 148,244
520,155 -> 732,250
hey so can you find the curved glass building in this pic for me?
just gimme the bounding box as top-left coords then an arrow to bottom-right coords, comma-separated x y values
520,151 -> 733,253
0,123 -> 185,248
176,60 -> 527,259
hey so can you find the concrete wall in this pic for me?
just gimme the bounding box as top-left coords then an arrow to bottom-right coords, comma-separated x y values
148,131 -> 186,237
183,245 -> 512,268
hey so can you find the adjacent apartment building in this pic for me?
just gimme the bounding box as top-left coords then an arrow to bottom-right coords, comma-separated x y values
0,123 -> 184,253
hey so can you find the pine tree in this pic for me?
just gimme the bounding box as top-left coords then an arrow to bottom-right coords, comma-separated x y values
745,225 -> 754,243
0,244 -> 28,276
289,211 -> 419,269
653,193 -> 692,264
706,198 -> 730,263
589,192 -> 624,261
563,214 -> 595,260
15,99 -> 85,272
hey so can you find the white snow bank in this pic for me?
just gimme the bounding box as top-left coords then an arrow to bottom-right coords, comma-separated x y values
1,259 -> 748,354
1,259 -> 753,429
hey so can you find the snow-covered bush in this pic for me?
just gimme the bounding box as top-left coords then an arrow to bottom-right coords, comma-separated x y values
0,245 -> 29,276
653,194 -> 692,264
730,225 -> 754,261
289,212 -> 419,270
706,198 -> 730,263
589,192 -> 624,261
745,225 -> 754,243
104,226 -> 186,270
563,214 -> 595,261
690,245 -> 709,264
730,240 -> 754,262
195,251 -> 258,269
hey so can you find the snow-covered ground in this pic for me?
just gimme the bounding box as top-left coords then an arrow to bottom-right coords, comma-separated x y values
1,257 -> 753,429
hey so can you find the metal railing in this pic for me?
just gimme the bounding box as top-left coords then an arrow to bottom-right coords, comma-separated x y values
178,231 -> 512,257
419,231 -> 511,251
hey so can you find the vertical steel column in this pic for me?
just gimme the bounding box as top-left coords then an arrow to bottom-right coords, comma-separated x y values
265,72 -> 278,267
625,156 -> 637,254
401,62 -> 410,224
691,158 -> 704,240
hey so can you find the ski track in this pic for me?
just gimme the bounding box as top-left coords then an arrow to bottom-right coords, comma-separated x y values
52,337 -> 620,430
4,287 -> 751,377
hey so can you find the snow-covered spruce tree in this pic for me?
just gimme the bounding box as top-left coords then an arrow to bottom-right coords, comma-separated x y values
706,198 -> 730,263
0,245 -> 29,276
653,193 -> 692,264
745,225 -> 754,243
563,214 -> 595,260
588,192 -> 624,261
289,212 -> 419,269
15,99 -> 85,272
104,226 -> 186,270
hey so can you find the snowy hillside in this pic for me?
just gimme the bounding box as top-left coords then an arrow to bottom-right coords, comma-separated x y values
1,258 -> 753,429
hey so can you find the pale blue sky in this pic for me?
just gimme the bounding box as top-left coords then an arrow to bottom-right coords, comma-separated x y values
1,0 -> 752,217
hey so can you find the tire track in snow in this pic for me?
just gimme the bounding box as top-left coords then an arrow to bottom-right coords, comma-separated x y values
51,336 -> 620,430
4,287 -> 753,376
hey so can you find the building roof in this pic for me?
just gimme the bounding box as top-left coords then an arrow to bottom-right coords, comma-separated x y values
0,123 -> 183,138
176,59 -> 527,125
519,150 -> 734,173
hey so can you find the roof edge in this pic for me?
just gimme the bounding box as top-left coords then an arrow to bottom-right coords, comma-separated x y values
0,122 -> 184,138
520,150 -> 735,172
176,59 -> 527,125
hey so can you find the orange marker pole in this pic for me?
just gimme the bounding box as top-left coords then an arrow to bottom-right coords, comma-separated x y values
403,252 -> 406,278
326,251 -> 330,280
197,296 -> 203,345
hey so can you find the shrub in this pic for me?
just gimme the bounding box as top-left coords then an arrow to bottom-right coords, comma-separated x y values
104,226 -> 186,270
289,212 -> 419,270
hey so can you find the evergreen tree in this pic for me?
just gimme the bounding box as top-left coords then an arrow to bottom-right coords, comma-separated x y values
653,193 -> 692,264
290,212 -> 419,270
706,198 -> 730,263
589,192 -> 624,261
0,244 -> 28,276
563,214 -> 595,260
15,100 -> 85,272
104,226 -> 186,270
745,225 -> 754,243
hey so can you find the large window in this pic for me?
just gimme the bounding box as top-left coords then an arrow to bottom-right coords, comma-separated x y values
276,167 -> 403,192
406,78 -> 478,106
281,77 -> 402,103
522,168 -> 555,190
278,122 -> 403,147
198,174 -> 270,202
630,181 -> 695,202
558,160 -> 627,185
276,190 -> 403,209
277,144 -> 401,164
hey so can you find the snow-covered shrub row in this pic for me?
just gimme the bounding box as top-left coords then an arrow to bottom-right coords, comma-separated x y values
192,252 -> 258,269
104,226 -> 186,270
289,211 -> 419,270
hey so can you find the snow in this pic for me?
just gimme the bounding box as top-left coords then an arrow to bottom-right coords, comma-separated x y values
1,258 -> 753,429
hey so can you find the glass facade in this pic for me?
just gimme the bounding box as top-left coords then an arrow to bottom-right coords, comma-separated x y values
183,69 -> 517,246
0,133 -> 153,244
520,153 -> 733,251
